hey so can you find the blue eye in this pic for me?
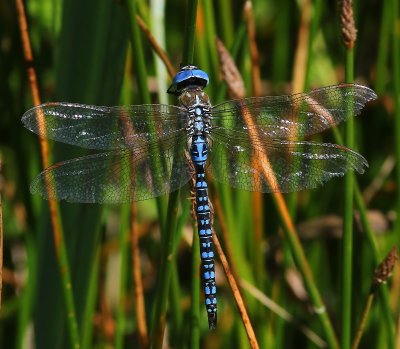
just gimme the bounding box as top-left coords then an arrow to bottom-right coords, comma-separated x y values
167,66 -> 209,95
192,69 -> 209,84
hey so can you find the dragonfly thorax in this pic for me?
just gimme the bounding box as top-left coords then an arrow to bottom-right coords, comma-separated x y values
180,89 -> 212,136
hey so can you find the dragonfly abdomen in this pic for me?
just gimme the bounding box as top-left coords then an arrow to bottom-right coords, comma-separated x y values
190,134 -> 217,330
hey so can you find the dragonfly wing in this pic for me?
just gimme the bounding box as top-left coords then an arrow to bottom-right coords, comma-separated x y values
212,84 -> 376,138
22,103 -> 187,150
30,136 -> 191,203
208,129 -> 367,193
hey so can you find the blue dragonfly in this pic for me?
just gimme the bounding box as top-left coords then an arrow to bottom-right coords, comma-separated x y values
22,65 -> 377,329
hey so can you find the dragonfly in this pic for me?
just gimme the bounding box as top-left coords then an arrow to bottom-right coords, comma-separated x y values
22,65 -> 377,330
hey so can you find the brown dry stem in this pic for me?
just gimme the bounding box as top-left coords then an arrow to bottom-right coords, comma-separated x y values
352,247 -> 398,349
292,0 -> 311,93
212,232 -> 260,349
16,0 -> 64,254
244,0 -> 261,97
131,204 -> 149,348
136,15 -> 176,79
216,37 -> 246,99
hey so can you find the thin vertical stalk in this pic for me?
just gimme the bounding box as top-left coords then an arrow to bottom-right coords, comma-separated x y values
271,0 -> 290,86
202,0 -> 219,81
213,232 -> 259,349
16,0 -> 80,347
272,194 -> 339,349
291,0 -> 311,94
151,190 -> 180,348
342,48 -> 354,349
131,205 -> 149,348
124,0 -> 166,227
303,0 -> 322,91
215,22 -> 246,103
244,0 -> 264,297
352,247 -> 398,349
375,0 -> 392,94
169,263 -> 183,344
340,1 -> 357,348
190,224 -> 200,349
332,116 -> 395,349
351,293 -> 374,349
81,248 -> 100,349
182,0 -> 198,65
150,0 -> 168,105
17,233 -> 37,349
136,15 -> 175,78
217,0 -> 234,46
0,154 -> 2,307
120,45 -> 149,348
392,0 -> 400,235
287,0 -> 313,222
125,1 -> 151,105
115,204 -> 130,349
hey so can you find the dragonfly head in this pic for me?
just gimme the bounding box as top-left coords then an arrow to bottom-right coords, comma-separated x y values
167,65 -> 209,95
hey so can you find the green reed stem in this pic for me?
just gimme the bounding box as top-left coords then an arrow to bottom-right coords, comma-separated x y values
354,187 -> 395,349
341,47 -> 354,349
81,248 -> 99,349
151,189 -> 181,349
392,0 -> 400,234
51,214 -> 81,349
169,263 -> 183,345
125,0 -> 167,226
16,234 -> 37,349
303,0 -> 323,91
274,194 -> 339,349
125,2 -> 150,104
217,0 -> 234,46
375,0 -> 392,94
116,204 -> 130,349
271,0 -> 290,86
332,113 -> 395,349
190,224 -> 200,349
182,0 -> 198,65
351,292 -> 374,349
173,199 -> 191,254
202,0 -> 219,83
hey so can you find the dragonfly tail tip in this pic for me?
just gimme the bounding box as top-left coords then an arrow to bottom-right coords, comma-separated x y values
208,312 -> 217,330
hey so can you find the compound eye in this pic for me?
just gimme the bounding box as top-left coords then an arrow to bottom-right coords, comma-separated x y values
167,67 -> 209,95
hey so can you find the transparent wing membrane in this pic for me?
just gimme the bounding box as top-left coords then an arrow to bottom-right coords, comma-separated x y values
30,137 -> 191,203
208,129 -> 368,193
22,103 -> 187,150
212,84 -> 377,139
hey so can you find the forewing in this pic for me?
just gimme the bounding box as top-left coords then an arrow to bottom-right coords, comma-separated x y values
208,129 -> 368,193
211,84 -> 376,138
22,103 -> 187,150
30,136 -> 191,203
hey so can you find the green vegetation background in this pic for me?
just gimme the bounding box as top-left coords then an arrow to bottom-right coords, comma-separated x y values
0,0 -> 398,348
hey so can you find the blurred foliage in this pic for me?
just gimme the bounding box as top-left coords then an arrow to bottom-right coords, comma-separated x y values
0,0 -> 399,348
